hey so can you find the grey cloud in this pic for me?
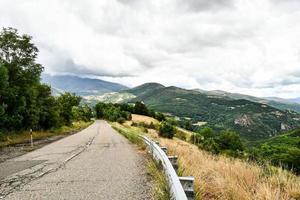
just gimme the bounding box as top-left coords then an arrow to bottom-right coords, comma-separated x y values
179,0 -> 233,12
2,0 -> 300,98
117,0 -> 138,5
49,58 -> 133,78
272,0 -> 300,4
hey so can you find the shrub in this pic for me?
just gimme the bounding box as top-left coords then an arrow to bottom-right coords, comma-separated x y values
217,130 -> 244,152
154,112 -> 166,121
117,117 -> 126,124
201,138 -> 220,154
95,102 -> 131,122
175,129 -> 187,141
133,101 -> 149,115
198,127 -> 214,139
159,121 -> 175,139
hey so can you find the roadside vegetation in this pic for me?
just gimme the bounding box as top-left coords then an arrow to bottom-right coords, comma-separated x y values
155,135 -> 300,200
109,113 -> 300,200
147,160 -> 171,200
0,28 -> 93,148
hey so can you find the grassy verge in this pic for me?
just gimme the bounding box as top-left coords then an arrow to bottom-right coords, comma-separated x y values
147,159 -> 172,200
110,122 -> 143,145
110,121 -> 171,199
0,120 -> 93,148
150,133 -> 300,200
111,115 -> 300,200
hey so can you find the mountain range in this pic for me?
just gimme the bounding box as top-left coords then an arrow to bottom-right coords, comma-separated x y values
42,74 -> 128,96
43,75 -> 300,142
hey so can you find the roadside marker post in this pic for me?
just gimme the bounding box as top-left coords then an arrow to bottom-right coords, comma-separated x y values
30,129 -> 33,147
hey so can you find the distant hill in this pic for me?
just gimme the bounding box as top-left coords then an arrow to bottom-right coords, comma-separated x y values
255,128 -> 300,173
42,74 -> 128,96
288,97 -> 300,104
198,90 -> 300,113
125,83 -> 300,141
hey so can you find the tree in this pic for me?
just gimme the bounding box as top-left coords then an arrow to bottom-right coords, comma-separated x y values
36,84 -> 60,129
57,93 -> 82,125
72,105 -> 93,122
95,102 -> 107,119
202,138 -> 220,154
95,102 -> 131,122
0,63 -> 8,128
198,127 -> 214,139
159,121 -> 175,139
217,130 -> 244,151
0,28 -> 44,130
183,120 -> 193,131
154,112 -> 165,121
133,101 -> 149,116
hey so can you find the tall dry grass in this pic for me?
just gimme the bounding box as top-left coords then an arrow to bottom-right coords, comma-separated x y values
131,114 -> 159,125
148,131 -> 300,200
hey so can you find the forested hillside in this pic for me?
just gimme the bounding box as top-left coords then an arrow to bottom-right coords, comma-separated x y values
253,128 -> 300,173
126,83 -> 300,141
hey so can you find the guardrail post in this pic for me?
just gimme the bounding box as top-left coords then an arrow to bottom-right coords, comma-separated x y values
160,147 -> 168,154
168,156 -> 178,172
179,176 -> 195,200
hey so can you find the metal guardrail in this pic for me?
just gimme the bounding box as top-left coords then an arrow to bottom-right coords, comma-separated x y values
140,136 -> 189,200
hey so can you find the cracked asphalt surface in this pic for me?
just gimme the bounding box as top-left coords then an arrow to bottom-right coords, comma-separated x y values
0,120 -> 153,199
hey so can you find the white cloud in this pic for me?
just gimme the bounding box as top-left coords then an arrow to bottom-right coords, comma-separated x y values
1,0 -> 300,98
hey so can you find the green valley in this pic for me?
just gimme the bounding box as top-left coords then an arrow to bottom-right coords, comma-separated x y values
120,83 -> 300,142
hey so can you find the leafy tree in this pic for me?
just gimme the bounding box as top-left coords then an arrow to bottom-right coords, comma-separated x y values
95,102 -> 131,122
57,93 -> 82,125
202,138 -> 220,154
154,112 -> 165,121
0,28 -> 91,133
0,63 -> 8,127
95,102 -> 107,119
198,127 -> 214,139
217,130 -> 244,151
0,28 -> 44,130
36,84 -> 60,129
120,103 -> 134,113
183,120 -> 193,131
159,121 -> 175,139
133,101 -> 149,116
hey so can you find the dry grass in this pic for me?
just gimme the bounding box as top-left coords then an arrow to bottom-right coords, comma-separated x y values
131,114 -> 159,125
115,115 -> 300,200
147,131 -> 300,200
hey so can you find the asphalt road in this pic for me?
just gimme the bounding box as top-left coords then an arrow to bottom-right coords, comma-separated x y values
0,120 -> 153,199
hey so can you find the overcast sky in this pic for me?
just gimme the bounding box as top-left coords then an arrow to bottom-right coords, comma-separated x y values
1,0 -> 300,98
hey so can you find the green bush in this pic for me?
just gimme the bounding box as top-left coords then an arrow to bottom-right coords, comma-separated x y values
154,112 -> 166,122
201,138 -> 220,154
159,121 -> 175,139
133,101 -> 149,116
94,102 -> 132,122
117,117 -> 126,124
217,130 -> 244,152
